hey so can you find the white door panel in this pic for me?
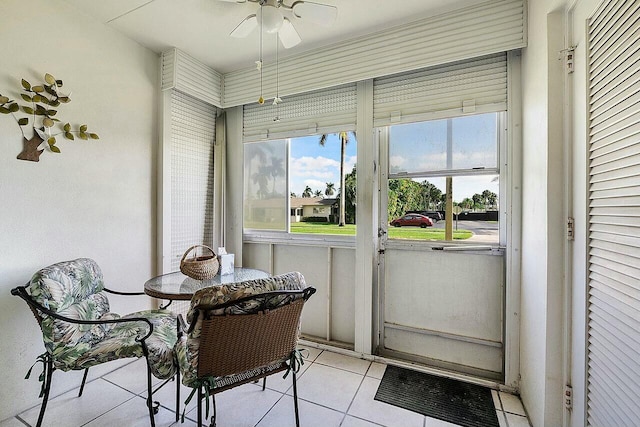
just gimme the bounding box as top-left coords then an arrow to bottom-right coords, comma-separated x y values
381,246 -> 504,378
384,329 -> 503,374
384,249 -> 503,341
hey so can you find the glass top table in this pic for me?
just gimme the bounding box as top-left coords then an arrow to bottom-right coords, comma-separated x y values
144,267 -> 270,300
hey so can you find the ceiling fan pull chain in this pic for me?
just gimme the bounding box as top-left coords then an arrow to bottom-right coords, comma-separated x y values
258,7 -> 265,105
273,36 -> 282,121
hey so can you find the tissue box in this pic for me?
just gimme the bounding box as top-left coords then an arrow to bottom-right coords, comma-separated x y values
218,253 -> 235,275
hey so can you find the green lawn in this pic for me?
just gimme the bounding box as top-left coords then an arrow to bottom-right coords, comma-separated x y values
290,222 -> 472,240
388,227 -> 472,240
290,223 -> 357,235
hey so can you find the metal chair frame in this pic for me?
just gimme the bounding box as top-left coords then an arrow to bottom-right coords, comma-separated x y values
12,285 -> 180,427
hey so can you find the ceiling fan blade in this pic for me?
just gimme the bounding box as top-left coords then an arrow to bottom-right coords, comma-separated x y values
291,1 -> 337,27
278,18 -> 302,48
230,14 -> 258,38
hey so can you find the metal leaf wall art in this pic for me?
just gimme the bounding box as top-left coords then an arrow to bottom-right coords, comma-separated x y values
0,73 -> 99,162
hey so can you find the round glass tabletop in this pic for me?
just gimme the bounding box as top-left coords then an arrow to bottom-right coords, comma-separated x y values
144,267 -> 270,300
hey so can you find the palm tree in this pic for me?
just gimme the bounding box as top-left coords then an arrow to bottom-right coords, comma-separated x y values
319,131 -> 355,226
420,180 -> 442,210
245,143 -> 268,199
343,166 -> 357,224
269,157 -> 285,196
482,189 -> 497,210
302,186 -> 312,198
439,193 -> 447,211
461,197 -> 474,210
325,182 -> 335,197
472,193 -> 484,211
314,190 -> 323,197
251,165 -> 270,199
486,191 -> 498,210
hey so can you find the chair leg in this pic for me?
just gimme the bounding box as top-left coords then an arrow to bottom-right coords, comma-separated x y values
292,370 -> 300,427
35,357 -> 54,427
262,377 -> 267,391
211,393 -> 217,427
197,387 -> 203,427
175,370 -> 181,422
78,368 -> 89,397
145,360 -> 156,427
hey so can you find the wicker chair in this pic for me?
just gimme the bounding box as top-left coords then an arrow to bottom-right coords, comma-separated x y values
11,258 -> 179,427
175,272 -> 316,427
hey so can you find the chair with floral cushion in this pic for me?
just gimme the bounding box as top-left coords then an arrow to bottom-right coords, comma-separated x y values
11,258 -> 179,427
175,271 -> 316,427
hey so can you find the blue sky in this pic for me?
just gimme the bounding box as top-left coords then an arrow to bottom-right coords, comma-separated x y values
288,113 -> 500,202
389,113 -> 500,201
290,133 -> 357,197
389,113 -> 498,173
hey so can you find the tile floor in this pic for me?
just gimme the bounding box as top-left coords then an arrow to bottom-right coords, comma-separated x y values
2,348 -> 531,427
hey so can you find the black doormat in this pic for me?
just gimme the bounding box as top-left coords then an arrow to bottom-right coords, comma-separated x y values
374,365 -> 499,427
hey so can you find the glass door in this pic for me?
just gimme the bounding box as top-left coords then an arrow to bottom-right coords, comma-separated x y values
376,114 -> 506,381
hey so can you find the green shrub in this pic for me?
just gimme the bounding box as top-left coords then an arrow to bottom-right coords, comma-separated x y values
301,216 -> 329,223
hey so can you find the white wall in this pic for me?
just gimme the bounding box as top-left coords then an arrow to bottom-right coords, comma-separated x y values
243,242 -> 357,345
519,1 -> 567,426
0,0 -> 159,420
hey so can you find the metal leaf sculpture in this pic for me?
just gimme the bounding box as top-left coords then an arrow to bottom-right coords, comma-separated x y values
0,73 -> 99,162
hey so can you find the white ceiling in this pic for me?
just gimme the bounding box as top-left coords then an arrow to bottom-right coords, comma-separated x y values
63,0 -> 486,74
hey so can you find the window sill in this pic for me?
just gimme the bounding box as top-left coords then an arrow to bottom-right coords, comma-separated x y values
243,231 -> 356,249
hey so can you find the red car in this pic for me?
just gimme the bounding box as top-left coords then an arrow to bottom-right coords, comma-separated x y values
390,213 -> 434,228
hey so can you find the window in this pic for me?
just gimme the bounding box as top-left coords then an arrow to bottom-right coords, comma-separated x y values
243,139 -> 288,231
244,132 -> 357,236
387,112 -> 502,244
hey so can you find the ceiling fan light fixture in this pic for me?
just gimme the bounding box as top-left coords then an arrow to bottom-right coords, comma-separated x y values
257,5 -> 283,34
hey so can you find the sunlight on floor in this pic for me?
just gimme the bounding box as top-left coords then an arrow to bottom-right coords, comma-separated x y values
3,348 -> 530,427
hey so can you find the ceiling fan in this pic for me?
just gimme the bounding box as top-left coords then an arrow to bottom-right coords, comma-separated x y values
217,0 -> 338,48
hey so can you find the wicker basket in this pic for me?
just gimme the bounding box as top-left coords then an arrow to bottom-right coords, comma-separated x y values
180,245 -> 219,280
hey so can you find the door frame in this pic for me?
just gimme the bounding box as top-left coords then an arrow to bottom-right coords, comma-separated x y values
374,83 -> 522,384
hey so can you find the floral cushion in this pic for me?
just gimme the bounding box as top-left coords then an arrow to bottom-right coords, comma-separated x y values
72,310 -> 178,379
185,272 -> 308,325
29,258 -> 106,312
175,271 -> 307,388
28,258 -> 177,378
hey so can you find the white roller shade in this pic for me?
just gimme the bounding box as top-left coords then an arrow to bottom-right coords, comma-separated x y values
223,0 -> 525,108
243,83 -> 357,142
170,90 -> 217,271
587,1 -> 640,426
373,53 -> 507,126
162,48 -> 223,108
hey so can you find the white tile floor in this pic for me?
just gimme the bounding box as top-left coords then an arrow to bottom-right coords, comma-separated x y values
3,348 -> 531,427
